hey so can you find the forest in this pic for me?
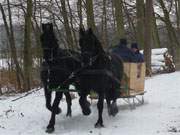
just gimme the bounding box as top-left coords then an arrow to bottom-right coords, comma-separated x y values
0,0 -> 180,92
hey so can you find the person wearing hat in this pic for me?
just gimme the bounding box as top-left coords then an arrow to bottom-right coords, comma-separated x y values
111,38 -> 136,62
131,43 -> 144,62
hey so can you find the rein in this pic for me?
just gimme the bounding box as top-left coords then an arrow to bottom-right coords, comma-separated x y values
61,54 -> 100,84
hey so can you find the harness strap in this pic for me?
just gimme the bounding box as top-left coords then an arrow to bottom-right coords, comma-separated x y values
79,69 -> 121,86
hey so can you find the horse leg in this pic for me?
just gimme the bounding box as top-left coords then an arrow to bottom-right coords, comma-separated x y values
79,93 -> 91,115
110,87 -> 119,116
110,99 -> 118,117
64,92 -> 72,117
108,86 -> 119,116
106,96 -> 118,116
95,93 -> 104,128
44,85 -> 52,112
46,92 -> 63,133
54,92 -> 63,114
105,95 -> 112,116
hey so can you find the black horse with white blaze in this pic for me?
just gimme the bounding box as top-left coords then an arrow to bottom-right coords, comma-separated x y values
40,23 -> 81,133
78,28 -> 124,128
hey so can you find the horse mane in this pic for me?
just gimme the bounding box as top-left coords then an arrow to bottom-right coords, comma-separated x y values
89,28 -> 104,52
80,28 -> 105,54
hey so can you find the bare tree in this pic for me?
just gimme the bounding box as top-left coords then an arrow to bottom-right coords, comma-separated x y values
114,0 -> 125,39
0,1 -> 24,90
59,0 -> 75,50
101,0 -> 108,49
158,0 -> 180,60
136,0 -> 145,48
144,0 -> 153,75
23,0 -> 33,91
152,9 -> 161,48
85,0 -> 96,32
77,0 -> 83,28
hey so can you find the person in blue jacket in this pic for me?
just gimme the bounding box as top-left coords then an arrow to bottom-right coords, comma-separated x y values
131,43 -> 144,62
111,38 -> 136,62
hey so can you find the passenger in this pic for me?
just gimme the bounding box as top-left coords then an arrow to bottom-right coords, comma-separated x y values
131,43 -> 144,62
111,38 -> 136,62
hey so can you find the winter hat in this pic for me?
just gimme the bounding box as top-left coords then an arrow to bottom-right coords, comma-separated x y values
131,43 -> 139,49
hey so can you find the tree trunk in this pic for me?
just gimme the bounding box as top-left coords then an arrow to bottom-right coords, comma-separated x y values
152,10 -> 161,48
144,0 -> 153,75
111,0 -> 116,32
85,0 -> 96,32
77,0 -> 83,28
175,0 -> 180,62
60,0 -> 75,50
136,0 -> 145,49
175,0 -> 180,31
23,0 -> 33,91
159,0 -> 180,61
0,2 -> 24,90
101,0 -> 108,49
31,20 -> 42,64
32,1 -> 42,63
114,0 -> 125,39
67,0 -> 78,50
124,2 -> 136,41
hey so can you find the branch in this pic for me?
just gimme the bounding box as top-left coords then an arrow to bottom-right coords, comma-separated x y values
11,87 -> 42,102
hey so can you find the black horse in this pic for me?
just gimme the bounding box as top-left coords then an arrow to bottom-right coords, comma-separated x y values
40,23 -> 81,133
78,28 -> 124,128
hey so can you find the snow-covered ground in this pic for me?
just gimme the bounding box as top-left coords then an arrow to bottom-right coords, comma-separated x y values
1,72 -> 180,135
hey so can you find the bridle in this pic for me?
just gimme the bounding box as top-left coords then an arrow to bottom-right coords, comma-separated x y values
81,50 -> 101,67
42,47 -> 56,62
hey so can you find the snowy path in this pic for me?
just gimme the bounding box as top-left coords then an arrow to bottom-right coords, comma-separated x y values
0,72 -> 180,135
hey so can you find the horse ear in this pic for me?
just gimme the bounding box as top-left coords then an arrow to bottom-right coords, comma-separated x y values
88,28 -> 93,35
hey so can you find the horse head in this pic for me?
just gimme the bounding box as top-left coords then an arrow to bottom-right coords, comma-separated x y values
79,28 -> 104,66
41,23 -> 59,62
42,23 -> 53,34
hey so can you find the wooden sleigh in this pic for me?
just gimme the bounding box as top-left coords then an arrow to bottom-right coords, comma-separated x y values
119,62 -> 146,109
89,62 -> 146,109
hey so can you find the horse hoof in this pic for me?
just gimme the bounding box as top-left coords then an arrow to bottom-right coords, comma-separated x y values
107,108 -> 111,116
66,112 -> 72,117
112,108 -> 118,116
82,108 -> 91,115
82,101 -> 91,115
55,107 -> 62,114
110,108 -> 118,116
95,123 -> 104,128
46,127 -> 54,133
110,103 -> 118,116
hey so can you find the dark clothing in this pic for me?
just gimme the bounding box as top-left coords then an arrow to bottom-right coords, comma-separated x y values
131,43 -> 138,49
111,43 -> 136,62
134,51 -> 144,62
130,42 -> 144,62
